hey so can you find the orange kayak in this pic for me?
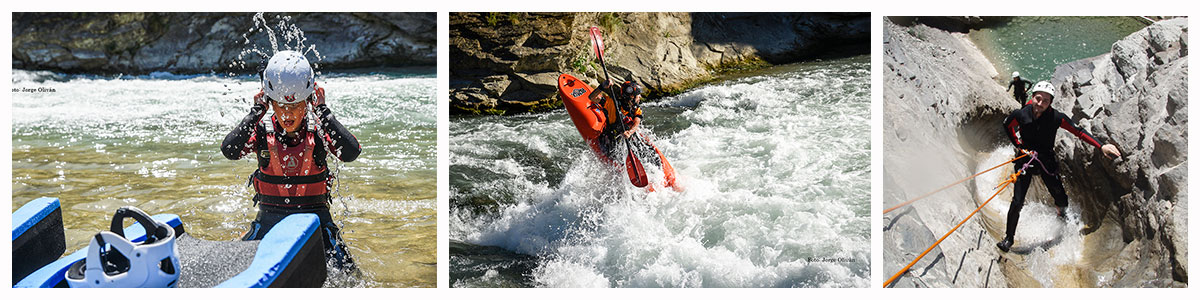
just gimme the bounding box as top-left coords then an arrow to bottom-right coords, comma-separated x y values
557,73 -> 678,190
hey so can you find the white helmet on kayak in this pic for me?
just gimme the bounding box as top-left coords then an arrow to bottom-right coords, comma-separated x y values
261,50 -> 315,104
1012,71 -> 1020,78
1030,81 -> 1056,99
66,207 -> 180,288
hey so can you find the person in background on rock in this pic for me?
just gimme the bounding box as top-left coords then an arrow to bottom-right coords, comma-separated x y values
221,50 -> 362,268
996,81 -> 1121,252
1006,71 -> 1034,105
588,78 -> 659,164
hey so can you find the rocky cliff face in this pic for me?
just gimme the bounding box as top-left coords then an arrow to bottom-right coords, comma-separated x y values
883,16 -> 1188,288
1050,18 -> 1188,285
449,12 -> 869,115
12,12 -> 435,74
881,16 -> 1018,288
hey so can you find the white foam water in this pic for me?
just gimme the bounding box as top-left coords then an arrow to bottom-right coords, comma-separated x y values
977,146 -> 1088,287
450,56 -> 870,287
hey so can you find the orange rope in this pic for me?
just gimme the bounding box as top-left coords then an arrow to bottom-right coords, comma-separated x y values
883,173 -> 1020,288
882,153 -> 1028,214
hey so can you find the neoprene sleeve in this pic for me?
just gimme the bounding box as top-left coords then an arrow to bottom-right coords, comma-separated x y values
222,104 -> 267,160
1057,112 -> 1105,148
313,104 -> 361,162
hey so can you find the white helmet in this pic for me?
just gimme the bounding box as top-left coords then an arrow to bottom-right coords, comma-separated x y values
261,50 -> 315,104
66,207 -> 180,288
1012,71 -> 1020,78
1030,81 -> 1056,99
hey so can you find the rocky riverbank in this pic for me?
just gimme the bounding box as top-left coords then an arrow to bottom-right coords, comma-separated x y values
449,12 -> 869,115
882,16 -> 1187,287
12,12 -> 435,74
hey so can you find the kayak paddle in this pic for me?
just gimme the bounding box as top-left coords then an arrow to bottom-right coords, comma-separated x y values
589,26 -> 648,188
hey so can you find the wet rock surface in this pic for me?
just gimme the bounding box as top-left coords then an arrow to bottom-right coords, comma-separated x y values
882,17 -> 1016,288
12,12 -> 435,74
449,12 -> 869,115
1050,18 -> 1188,286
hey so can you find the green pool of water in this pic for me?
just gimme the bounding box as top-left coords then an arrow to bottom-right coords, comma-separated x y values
969,16 -> 1147,82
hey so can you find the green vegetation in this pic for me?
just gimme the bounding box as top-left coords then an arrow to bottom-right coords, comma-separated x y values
704,56 -> 772,73
599,13 -> 623,33
507,12 -> 523,25
570,52 -> 597,75
486,12 -> 500,27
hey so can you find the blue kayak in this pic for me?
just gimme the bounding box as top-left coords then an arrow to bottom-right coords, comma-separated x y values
12,197 -> 328,288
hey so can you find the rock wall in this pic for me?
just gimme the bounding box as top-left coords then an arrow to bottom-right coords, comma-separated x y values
1050,18 -> 1188,285
881,16 -> 1018,288
449,12 -> 869,115
12,12 -> 436,74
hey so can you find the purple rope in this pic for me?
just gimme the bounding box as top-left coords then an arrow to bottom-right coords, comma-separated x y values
1017,150 -> 1056,176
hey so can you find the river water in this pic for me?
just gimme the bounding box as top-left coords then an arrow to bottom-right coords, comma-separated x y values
969,16 -> 1146,83
10,69 -> 437,287
449,55 -> 871,288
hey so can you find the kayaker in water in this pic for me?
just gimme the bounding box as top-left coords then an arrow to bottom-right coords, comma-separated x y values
221,50 -> 361,268
1007,71 -> 1034,105
588,79 -> 659,164
996,81 -> 1121,252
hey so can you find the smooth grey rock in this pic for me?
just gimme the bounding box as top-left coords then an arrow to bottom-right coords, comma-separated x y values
1052,18 -> 1188,286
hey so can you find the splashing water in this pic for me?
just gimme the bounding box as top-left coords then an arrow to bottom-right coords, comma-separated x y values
11,68 -> 436,287
450,55 -> 871,288
975,146 -> 1091,287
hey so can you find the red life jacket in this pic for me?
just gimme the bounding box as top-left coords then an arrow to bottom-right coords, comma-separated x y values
251,123 -> 330,208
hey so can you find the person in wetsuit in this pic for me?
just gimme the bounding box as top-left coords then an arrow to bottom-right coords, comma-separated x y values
587,78 -> 660,165
1007,71 -> 1034,105
221,50 -> 361,268
996,81 -> 1121,252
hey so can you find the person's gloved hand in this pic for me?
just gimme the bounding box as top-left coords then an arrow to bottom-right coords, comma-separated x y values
599,79 -> 615,91
309,85 -> 326,107
253,90 -> 267,108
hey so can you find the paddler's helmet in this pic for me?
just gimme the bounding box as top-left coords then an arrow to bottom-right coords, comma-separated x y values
261,50 -> 315,104
66,207 -> 180,288
1030,81 -> 1056,99
620,81 -> 642,99
1012,71 -> 1020,78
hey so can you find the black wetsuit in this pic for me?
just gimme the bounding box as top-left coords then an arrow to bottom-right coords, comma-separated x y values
1007,78 -> 1034,104
1000,104 -> 1104,242
221,103 -> 361,268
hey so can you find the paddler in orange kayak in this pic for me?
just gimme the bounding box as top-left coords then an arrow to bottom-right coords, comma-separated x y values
588,78 -> 660,165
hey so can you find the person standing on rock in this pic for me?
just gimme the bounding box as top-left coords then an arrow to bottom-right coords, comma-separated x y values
1006,71 -> 1034,105
996,81 -> 1121,252
588,78 -> 659,164
221,50 -> 361,268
